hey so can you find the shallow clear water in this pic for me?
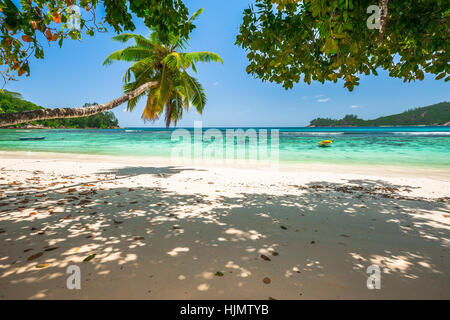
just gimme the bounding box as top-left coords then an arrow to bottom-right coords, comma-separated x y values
0,127 -> 449,169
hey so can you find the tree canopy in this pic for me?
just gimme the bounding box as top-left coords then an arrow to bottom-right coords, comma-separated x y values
0,0 -> 194,84
236,0 -> 449,91
1,0 -> 448,91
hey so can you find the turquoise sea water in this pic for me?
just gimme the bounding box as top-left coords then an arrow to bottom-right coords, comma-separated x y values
0,127 -> 449,169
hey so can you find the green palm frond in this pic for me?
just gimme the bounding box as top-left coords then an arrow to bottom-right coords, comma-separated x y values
184,52 -> 223,65
103,47 -> 154,66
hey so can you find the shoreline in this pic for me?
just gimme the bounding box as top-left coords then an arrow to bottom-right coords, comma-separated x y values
1,150 -> 449,180
0,152 -> 449,299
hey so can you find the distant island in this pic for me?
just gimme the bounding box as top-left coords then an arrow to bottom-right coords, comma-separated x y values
309,102 -> 450,127
0,91 -> 119,129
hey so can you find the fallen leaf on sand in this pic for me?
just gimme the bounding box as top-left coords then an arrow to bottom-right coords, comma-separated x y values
443,214 -> 450,218
263,277 -> 271,284
114,219 -> 123,225
340,234 -> 350,238
134,236 -> 145,241
44,247 -> 58,252
83,254 -> 96,262
280,226 -> 287,230
24,248 -> 33,252
260,254 -> 271,261
35,263 -> 49,268
61,214 -> 71,220
27,252 -> 43,261
29,212 -> 37,216
74,248 -> 80,253
67,188 -> 77,193
215,271 -> 224,277
272,252 -> 279,256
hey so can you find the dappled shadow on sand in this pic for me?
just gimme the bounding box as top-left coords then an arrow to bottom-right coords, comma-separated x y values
0,167 -> 449,299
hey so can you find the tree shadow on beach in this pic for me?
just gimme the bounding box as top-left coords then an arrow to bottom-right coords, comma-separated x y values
0,167 -> 449,299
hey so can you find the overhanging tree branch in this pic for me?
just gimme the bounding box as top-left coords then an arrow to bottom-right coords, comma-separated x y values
0,81 -> 157,127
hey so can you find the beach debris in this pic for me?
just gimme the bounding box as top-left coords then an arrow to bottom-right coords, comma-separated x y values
35,263 -> 49,268
67,188 -> 77,193
268,296 -> 277,300
83,254 -> 96,262
272,251 -> 279,256
215,271 -> 224,277
310,241 -> 315,244
27,252 -> 43,261
172,225 -> 182,230
44,247 -> 58,252
134,236 -> 145,241
263,277 -> 271,284
340,234 -> 350,238
61,214 -> 72,220
260,254 -> 271,261
280,225 -> 287,230
443,214 -> 450,218
24,248 -> 33,252
208,182 -> 214,184
113,219 -> 123,225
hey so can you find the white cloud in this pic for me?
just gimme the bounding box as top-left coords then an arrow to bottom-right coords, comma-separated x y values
317,98 -> 330,103
350,105 -> 361,109
213,81 -> 219,86
315,94 -> 325,98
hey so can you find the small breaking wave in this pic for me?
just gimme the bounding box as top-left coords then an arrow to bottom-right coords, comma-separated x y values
393,132 -> 450,135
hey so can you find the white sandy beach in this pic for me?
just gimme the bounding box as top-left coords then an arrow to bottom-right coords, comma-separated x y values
0,151 -> 449,299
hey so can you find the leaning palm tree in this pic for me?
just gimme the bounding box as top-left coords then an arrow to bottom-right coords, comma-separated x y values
103,9 -> 223,128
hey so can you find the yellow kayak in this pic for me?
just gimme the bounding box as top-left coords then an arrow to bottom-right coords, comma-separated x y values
318,139 -> 334,147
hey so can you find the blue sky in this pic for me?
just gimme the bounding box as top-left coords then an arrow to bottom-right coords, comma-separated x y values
8,0 -> 449,127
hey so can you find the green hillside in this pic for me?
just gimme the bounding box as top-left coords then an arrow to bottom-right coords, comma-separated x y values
0,91 -> 119,129
309,102 -> 450,127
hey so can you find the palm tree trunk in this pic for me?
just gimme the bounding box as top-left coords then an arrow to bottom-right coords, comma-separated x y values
0,81 -> 157,127
165,98 -> 174,129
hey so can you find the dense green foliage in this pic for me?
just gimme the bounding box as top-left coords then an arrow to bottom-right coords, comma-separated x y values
0,90 -> 118,128
103,9 -> 223,128
309,102 -> 450,126
0,0 -> 194,83
236,0 -> 450,91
